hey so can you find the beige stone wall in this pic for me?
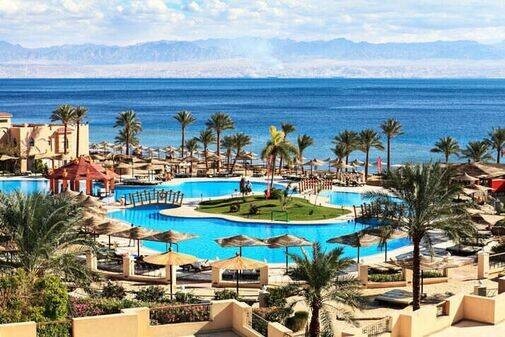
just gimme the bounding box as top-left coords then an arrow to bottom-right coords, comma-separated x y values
0,321 -> 36,337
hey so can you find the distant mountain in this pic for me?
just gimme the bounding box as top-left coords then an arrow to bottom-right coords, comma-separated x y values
1,38 -> 505,65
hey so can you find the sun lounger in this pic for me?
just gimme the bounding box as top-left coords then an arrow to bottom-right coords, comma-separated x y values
375,289 -> 413,306
445,244 -> 482,256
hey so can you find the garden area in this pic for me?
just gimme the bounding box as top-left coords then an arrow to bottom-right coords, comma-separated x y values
197,188 -> 349,221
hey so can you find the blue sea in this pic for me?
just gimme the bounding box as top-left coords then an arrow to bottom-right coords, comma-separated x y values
0,78 -> 504,164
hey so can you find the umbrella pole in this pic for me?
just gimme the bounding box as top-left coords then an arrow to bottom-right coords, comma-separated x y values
239,247 -> 242,256
421,270 -> 424,295
384,242 -> 388,262
357,246 -> 360,264
285,247 -> 289,273
170,265 -> 174,300
108,235 -> 111,249
236,270 -> 239,296
137,240 -> 140,256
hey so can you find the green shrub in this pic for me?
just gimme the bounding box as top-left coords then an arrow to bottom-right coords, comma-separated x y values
286,311 -> 309,332
174,291 -> 199,304
368,273 -> 404,282
422,270 -> 445,278
101,281 -> 126,300
69,297 -> 139,317
253,307 -> 291,323
229,203 -> 240,213
264,284 -> 299,307
249,203 -> 259,215
135,286 -> 166,303
34,275 -> 69,320
214,289 -> 238,300
150,304 -> 210,324
492,242 -> 505,254
269,188 -> 284,200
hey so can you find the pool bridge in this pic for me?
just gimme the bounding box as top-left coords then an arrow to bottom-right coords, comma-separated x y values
123,189 -> 184,207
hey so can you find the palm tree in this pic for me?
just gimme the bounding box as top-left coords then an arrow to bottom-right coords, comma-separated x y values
278,123 -> 296,173
261,126 -> 298,189
0,192 -> 95,284
289,244 -> 363,337
173,110 -> 196,158
221,135 -> 234,171
197,129 -> 216,173
230,133 -> 251,173
369,164 -> 475,310
185,138 -> 199,174
333,130 -> 359,167
461,140 -> 493,163
50,104 -> 75,155
430,136 -> 460,164
358,129 -> 384,179
113,110 -> 142,156
206,112 -> 234,172
73,106 -> 88,157
380,119 -> 403,172
297,134 -> 314,174
485,127 -> 505,163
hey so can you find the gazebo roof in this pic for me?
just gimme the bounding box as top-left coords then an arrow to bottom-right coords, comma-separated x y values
47,156 -> 117,181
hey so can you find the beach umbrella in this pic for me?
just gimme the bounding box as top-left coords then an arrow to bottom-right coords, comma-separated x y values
81,196 -> 103,209
211,255 -> 267,295
351,159 -> 365,167
90,220 -> 131,248
144,251 -> 198,299
0,155 -> 19,161
454,173 -> 479,183
144,229 -> 198,251
112,227 -> 160,256
215,235 -> 267,256
327,232 -> 381,262
362,227 -> 407,261
266,234 -> 312,271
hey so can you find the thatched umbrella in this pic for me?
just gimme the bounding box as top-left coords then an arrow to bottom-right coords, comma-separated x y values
362,227 -> 407,261
112,227 -> 160,256
144,230 -> 198,251
327,232 -> 381,262
454,173 -> 479,183
266,234 -> 312,271
215,235 -> 267,256
81,196 -> 102,209
211,255 -> 267,295
144,251 -> 198,299
0,154 -> 18,161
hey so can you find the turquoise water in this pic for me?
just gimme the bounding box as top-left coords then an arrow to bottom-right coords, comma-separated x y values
113,180 -> 280,200
0,179 -> 49,194
108,205 -> 410,262
323,191 -> 369,207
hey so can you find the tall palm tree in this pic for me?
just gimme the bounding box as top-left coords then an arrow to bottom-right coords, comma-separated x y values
289,244 -> 363,337
185,138 -> 199,174
297,134 -> 314,174
206,112 -> 234,172
0,192 -> 95,284
380,118 -> 403,172
461,140 -> 493,163
221,135 -> 234,171
358,129 -> 384,179
485,127 -> 505,163
230,133 -> 251,173
50,104 -> 75,155
113,110 -> 142,156
261,126 -> 298,189
430,136 -> 460,164
278,123 -> 296,173
333,130 -> 359,167
369,164 -> 474,310
73,106 -> 88,157
197,129 -> 216,173
173,110 -> 196,158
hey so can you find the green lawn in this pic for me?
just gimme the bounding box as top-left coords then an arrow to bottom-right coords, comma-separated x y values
196,195 -> 350,221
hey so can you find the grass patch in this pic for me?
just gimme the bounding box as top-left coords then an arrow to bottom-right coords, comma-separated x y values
196,195 -> 349,221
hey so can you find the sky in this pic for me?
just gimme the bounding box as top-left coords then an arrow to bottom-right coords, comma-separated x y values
1,0 -> 505,48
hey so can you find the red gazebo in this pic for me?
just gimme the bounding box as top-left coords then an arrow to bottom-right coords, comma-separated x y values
46,156 -> 117,195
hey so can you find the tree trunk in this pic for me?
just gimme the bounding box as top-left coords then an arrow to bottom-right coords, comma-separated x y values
364,149 -> 369,180
345,154 -> 349,172
231,149 -> 240,174
125,126 -> 130,156
63,123 -> 68,154
309,300 -> 321,337
412,238 -> 421,311
76,122 -> 80,157
386,137 -> 391,172
445,153 -> 449,164
204,147 -> 208,173
181,128 -> 185,158
216,132 -> 221,173
497,148 -> 501,164
270,154 -> 276,193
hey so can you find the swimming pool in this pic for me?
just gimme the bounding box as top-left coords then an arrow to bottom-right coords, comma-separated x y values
108,205 -> 410,263
0,179 -> 49,194
321,190 -> 370,207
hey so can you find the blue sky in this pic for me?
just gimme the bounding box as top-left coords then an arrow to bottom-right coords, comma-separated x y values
1,0 -> 505,47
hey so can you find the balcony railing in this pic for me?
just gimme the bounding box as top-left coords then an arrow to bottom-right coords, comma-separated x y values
251,313 -> 269,337
362,316 -> 391,336
489,252 -> 505,270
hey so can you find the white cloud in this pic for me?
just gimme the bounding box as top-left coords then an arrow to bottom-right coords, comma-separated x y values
1,0 -> 505,47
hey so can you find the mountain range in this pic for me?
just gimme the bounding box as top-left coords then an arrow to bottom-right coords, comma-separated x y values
1,38 -> 505,78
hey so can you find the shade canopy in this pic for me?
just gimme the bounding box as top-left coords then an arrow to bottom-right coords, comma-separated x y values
351,159 -> 365,167
304,158 -> 326,166
143,251 -> 198,266
331,161 -> 353,170
112,226 -> 159,240
90,220 -> 131,236
454,172 -> 479,182
46,156 -> 117,181
211,255 -> 266,271
363,227 -> 407,240
266,234 -> 312,248
145,230 -> 198,244
0,155 -> 18,161
327,232 -> 381,247
215,235 -> 267,248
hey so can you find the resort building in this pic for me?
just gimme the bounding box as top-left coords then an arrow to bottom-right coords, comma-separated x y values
0,112 -> 89,172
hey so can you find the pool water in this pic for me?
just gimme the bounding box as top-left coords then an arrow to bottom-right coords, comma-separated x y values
0,179 -> 49,194
322,191 -> 370,207
108,205 -> 410,263
113,179 -> 278,200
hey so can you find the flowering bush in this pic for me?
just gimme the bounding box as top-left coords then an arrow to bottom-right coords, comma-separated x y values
135,286 -> 166,303
69,298 -> 138,318
150,304 -> 210,325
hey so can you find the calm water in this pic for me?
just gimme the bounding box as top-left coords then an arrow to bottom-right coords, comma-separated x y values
108,205 -> 410,262
1,78 -> 504,164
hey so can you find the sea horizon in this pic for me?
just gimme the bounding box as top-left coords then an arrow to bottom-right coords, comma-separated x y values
1,77 -> 504,165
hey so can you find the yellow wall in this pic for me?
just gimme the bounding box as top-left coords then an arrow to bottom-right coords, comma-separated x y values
0,321 -> 36,337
